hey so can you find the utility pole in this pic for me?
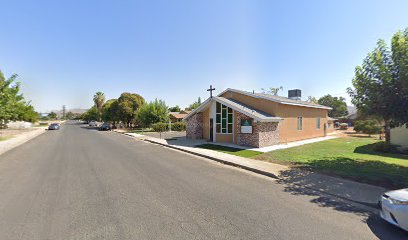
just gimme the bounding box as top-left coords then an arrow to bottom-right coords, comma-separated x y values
62,105 -> 66,119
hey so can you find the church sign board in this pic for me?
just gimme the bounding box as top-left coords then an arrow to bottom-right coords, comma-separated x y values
241,119 -> 253,134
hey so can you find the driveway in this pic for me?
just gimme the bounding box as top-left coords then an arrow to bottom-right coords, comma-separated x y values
0,122 -> 405,239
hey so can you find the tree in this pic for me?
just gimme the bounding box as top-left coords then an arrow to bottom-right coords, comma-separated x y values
354,120 -> 382,136
116,92 -> 145,126
48,112 -> 58,120
307,96 -> 318,103
17,104 -> 38,122
81,106 -> 99,121
65,111 -> 75,120
137,99 -> 169,127
348,28 -> 408,143
0,71 -> 38,126
0,72 -> 22,127
186,97 -> 201,110
318,95 -> 348,118
101,99 -> 119,123
93,92 -> 105,121
262,86 -> 283,96
168,105 -> 181,112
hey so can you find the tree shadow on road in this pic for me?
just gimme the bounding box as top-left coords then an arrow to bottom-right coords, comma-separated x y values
276,168 -> 407,239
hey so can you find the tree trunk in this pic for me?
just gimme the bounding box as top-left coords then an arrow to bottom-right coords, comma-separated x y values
384,120 -> 391,144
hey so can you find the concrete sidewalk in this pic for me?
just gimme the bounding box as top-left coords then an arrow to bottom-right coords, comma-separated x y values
114,130 -> 386,210
0,127 -> 47,156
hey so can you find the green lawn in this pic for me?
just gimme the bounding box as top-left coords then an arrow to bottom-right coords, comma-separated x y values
0,136 -> 12,141
254,137 -> 408,188
196,144 -> 263,158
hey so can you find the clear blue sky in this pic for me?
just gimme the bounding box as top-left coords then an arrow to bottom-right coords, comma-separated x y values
1,0 -> 408,112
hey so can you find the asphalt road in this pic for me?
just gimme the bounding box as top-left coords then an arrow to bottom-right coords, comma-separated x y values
0,122 -> 406,240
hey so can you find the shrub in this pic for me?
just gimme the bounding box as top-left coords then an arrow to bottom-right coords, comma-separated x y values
151,122 -> 169,132
354,120 -> 382,136
171,122 -> 186,131
339,123 -> 349,130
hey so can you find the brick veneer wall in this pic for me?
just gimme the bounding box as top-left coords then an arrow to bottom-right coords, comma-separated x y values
235,111 -> 279,148
186,113 -> 203,139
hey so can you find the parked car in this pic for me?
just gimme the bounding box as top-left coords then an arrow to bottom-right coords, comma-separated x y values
48,123 -> 60,130
99,122 -> 112,131
338,123 -> 349,130
379,188 -> 408,231
89,121 -> 98,127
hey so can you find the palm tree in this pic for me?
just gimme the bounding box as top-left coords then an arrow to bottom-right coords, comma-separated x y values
93,92 -> 105,121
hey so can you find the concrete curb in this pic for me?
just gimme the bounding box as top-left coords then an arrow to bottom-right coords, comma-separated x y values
113,130 -> 380,213
143,138 -> 279,179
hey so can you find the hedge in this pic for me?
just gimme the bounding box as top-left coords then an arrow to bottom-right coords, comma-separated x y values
151,122 -> 169,132
171,122 -> 186,131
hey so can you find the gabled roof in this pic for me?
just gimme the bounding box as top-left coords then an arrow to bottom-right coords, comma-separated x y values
183,97 -> 282,122
169,112 -> 188,119
218,88 -> 332,110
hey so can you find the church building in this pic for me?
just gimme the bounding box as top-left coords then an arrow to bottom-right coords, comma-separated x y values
183,88 -> 334,148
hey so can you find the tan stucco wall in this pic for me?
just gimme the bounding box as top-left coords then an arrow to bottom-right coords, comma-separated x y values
221,90 -> 329,143
202,107 -> 210,139
276,105 -> 327,143
391,125 -> 408,149
327,121 -> 335,133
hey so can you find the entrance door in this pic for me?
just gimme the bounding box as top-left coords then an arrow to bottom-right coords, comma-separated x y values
210,118 -> 214,141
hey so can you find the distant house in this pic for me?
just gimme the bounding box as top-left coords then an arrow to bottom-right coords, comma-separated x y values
183,88 -> 333,148
169,110 -> 191,123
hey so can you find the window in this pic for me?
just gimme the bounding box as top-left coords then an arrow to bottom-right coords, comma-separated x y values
316,117 -> 321,129
297,117 -> 303,130
216,102 -> 233,133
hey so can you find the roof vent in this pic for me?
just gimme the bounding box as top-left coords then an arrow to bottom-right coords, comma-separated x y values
288,89 -> 301,100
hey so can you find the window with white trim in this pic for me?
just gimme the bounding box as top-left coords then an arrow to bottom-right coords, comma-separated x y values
316,117 -> 321,129
216,102 -> 233,133
297,116 -> 303,130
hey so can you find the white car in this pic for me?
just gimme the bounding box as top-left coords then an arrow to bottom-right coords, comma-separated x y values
379,188 -> 408,231
88,121 -> 98,127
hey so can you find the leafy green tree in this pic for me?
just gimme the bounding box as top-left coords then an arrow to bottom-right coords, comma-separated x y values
0,72 -> 22,127
0,71 -> 38,126
391,28 -> 408,125
186,97 -> 201,110
348,28 -> 408,143
354,120 -> 382,136
81,106 -> 99,121
168,105 -> 181,112
137,99 -> 169,127
48,112 -> 58,120
318,95 -> 348,118
65,111 -> 75,120
117,92 -> 145,126
93,92 -> 105,121
17,104 -> 38,122
101,99 -> 119,123
262,86 -> 283,96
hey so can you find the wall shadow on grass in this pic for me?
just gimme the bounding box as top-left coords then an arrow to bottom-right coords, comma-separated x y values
354,142 -> 408,161
277,166 -> 407,239
298,157 -> 408,189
